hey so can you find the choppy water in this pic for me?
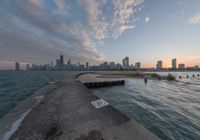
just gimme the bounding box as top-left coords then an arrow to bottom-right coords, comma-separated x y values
93,72 -> 200,140
0,71 -> 75,118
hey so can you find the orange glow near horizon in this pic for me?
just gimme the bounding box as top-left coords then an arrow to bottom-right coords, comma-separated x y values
142,57 -> 200,68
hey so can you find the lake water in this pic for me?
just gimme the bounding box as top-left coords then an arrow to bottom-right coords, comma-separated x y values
0,71 -> 200,140
0,71 -> 76,119
93,72 -> 200,140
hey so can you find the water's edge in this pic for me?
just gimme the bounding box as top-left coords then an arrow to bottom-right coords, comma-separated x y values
0,83 -> 56,140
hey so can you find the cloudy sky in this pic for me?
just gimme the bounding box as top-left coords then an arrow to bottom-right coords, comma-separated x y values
0,0 -> 200,69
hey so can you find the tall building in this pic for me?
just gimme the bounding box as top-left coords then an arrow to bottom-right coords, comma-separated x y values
194,65 -> 199,69
101,62 -> 109,70
26,64 -> 30,71
60,55 -> 64,70
77,62 -> 80,70
50,61 -> 53,68
156,60 -> 162,70
67,59 -> 72,70
86,62 -> 89,70
172,58 -> 177,69
116,63 -> 122,70
56,59 -> 60,70
123,57 -> 129,69
178,64 -> 185,69
135,62 -> 141,70
15,62 -> 20,71
110,62 -> 116,70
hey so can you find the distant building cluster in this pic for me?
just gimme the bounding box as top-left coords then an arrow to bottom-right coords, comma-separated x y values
122,57 -> 141,70
156,58 -> 199,71
14,55 -> 141,71
14,55 -> 199,71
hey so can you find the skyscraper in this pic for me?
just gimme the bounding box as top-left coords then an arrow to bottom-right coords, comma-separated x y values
135,62 -> 141,70
156,60 -> 162,70
110,62 -> 116,70
123,57 -> 129,69
50,61 -> 53,68
56,59 -> 60,70
60,55 -> 64,70
86,62 -> 89,70
67,59 -> 72,70
178,63 -> 185,69
172,58 -> 177,69
26,64 -> 30,71
15,62 -> 20,71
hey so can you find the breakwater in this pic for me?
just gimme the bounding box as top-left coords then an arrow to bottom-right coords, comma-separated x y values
7,78 -> 159,140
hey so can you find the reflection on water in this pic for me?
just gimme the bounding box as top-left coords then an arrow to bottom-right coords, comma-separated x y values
93,72 -> 200,140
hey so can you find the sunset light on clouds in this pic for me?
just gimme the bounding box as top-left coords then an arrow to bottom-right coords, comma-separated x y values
0,0 -> 200,69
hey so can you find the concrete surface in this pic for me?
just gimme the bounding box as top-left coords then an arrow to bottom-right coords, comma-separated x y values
10,78 -> 160,140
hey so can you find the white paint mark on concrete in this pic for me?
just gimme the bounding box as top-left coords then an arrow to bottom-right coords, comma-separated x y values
91,99 -> 109,109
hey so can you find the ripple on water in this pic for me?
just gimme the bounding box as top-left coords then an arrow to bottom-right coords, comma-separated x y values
93,72 -> 200,140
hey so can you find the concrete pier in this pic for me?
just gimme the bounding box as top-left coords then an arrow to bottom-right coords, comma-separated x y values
9,78 -> 160,140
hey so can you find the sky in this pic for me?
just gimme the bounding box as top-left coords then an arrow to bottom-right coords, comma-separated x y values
0,0 -> 200,69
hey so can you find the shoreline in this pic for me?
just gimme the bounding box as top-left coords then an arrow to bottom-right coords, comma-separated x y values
5,77 -> 160,140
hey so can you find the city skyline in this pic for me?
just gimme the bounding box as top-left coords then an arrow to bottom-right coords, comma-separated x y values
0,0 -> 200,69
12,55 -> 199,71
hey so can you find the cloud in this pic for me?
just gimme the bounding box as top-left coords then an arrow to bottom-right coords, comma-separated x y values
189,14 -> 200,24
0,0 -> 143,66
145,16 -> 150,23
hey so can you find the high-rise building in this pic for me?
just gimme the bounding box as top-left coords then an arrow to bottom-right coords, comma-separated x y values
110,62 -> 116,70
67,59 -> 72,70
194,65 -> 199,69
101,62 -> 109,70
123,57 -> 129,69
26,64 -> 30,71
156,60 -> 162,70
15,62 -> 20,71
56,59 -> 60,70
135,62 -> 141,70
116,63 -> 122,70
86,62 -> 89,70
60,55 -> 64,70
178,63 -> 185,69
172,58 -> 177,69
50,61 -> 53,68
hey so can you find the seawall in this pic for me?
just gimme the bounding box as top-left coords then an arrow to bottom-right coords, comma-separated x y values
8,78 -> 160,140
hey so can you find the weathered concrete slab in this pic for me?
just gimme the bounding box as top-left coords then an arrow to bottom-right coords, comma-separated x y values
10,78 -> 160,140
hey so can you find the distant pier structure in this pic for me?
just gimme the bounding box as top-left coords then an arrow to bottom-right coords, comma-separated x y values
84,80 -> 125,88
